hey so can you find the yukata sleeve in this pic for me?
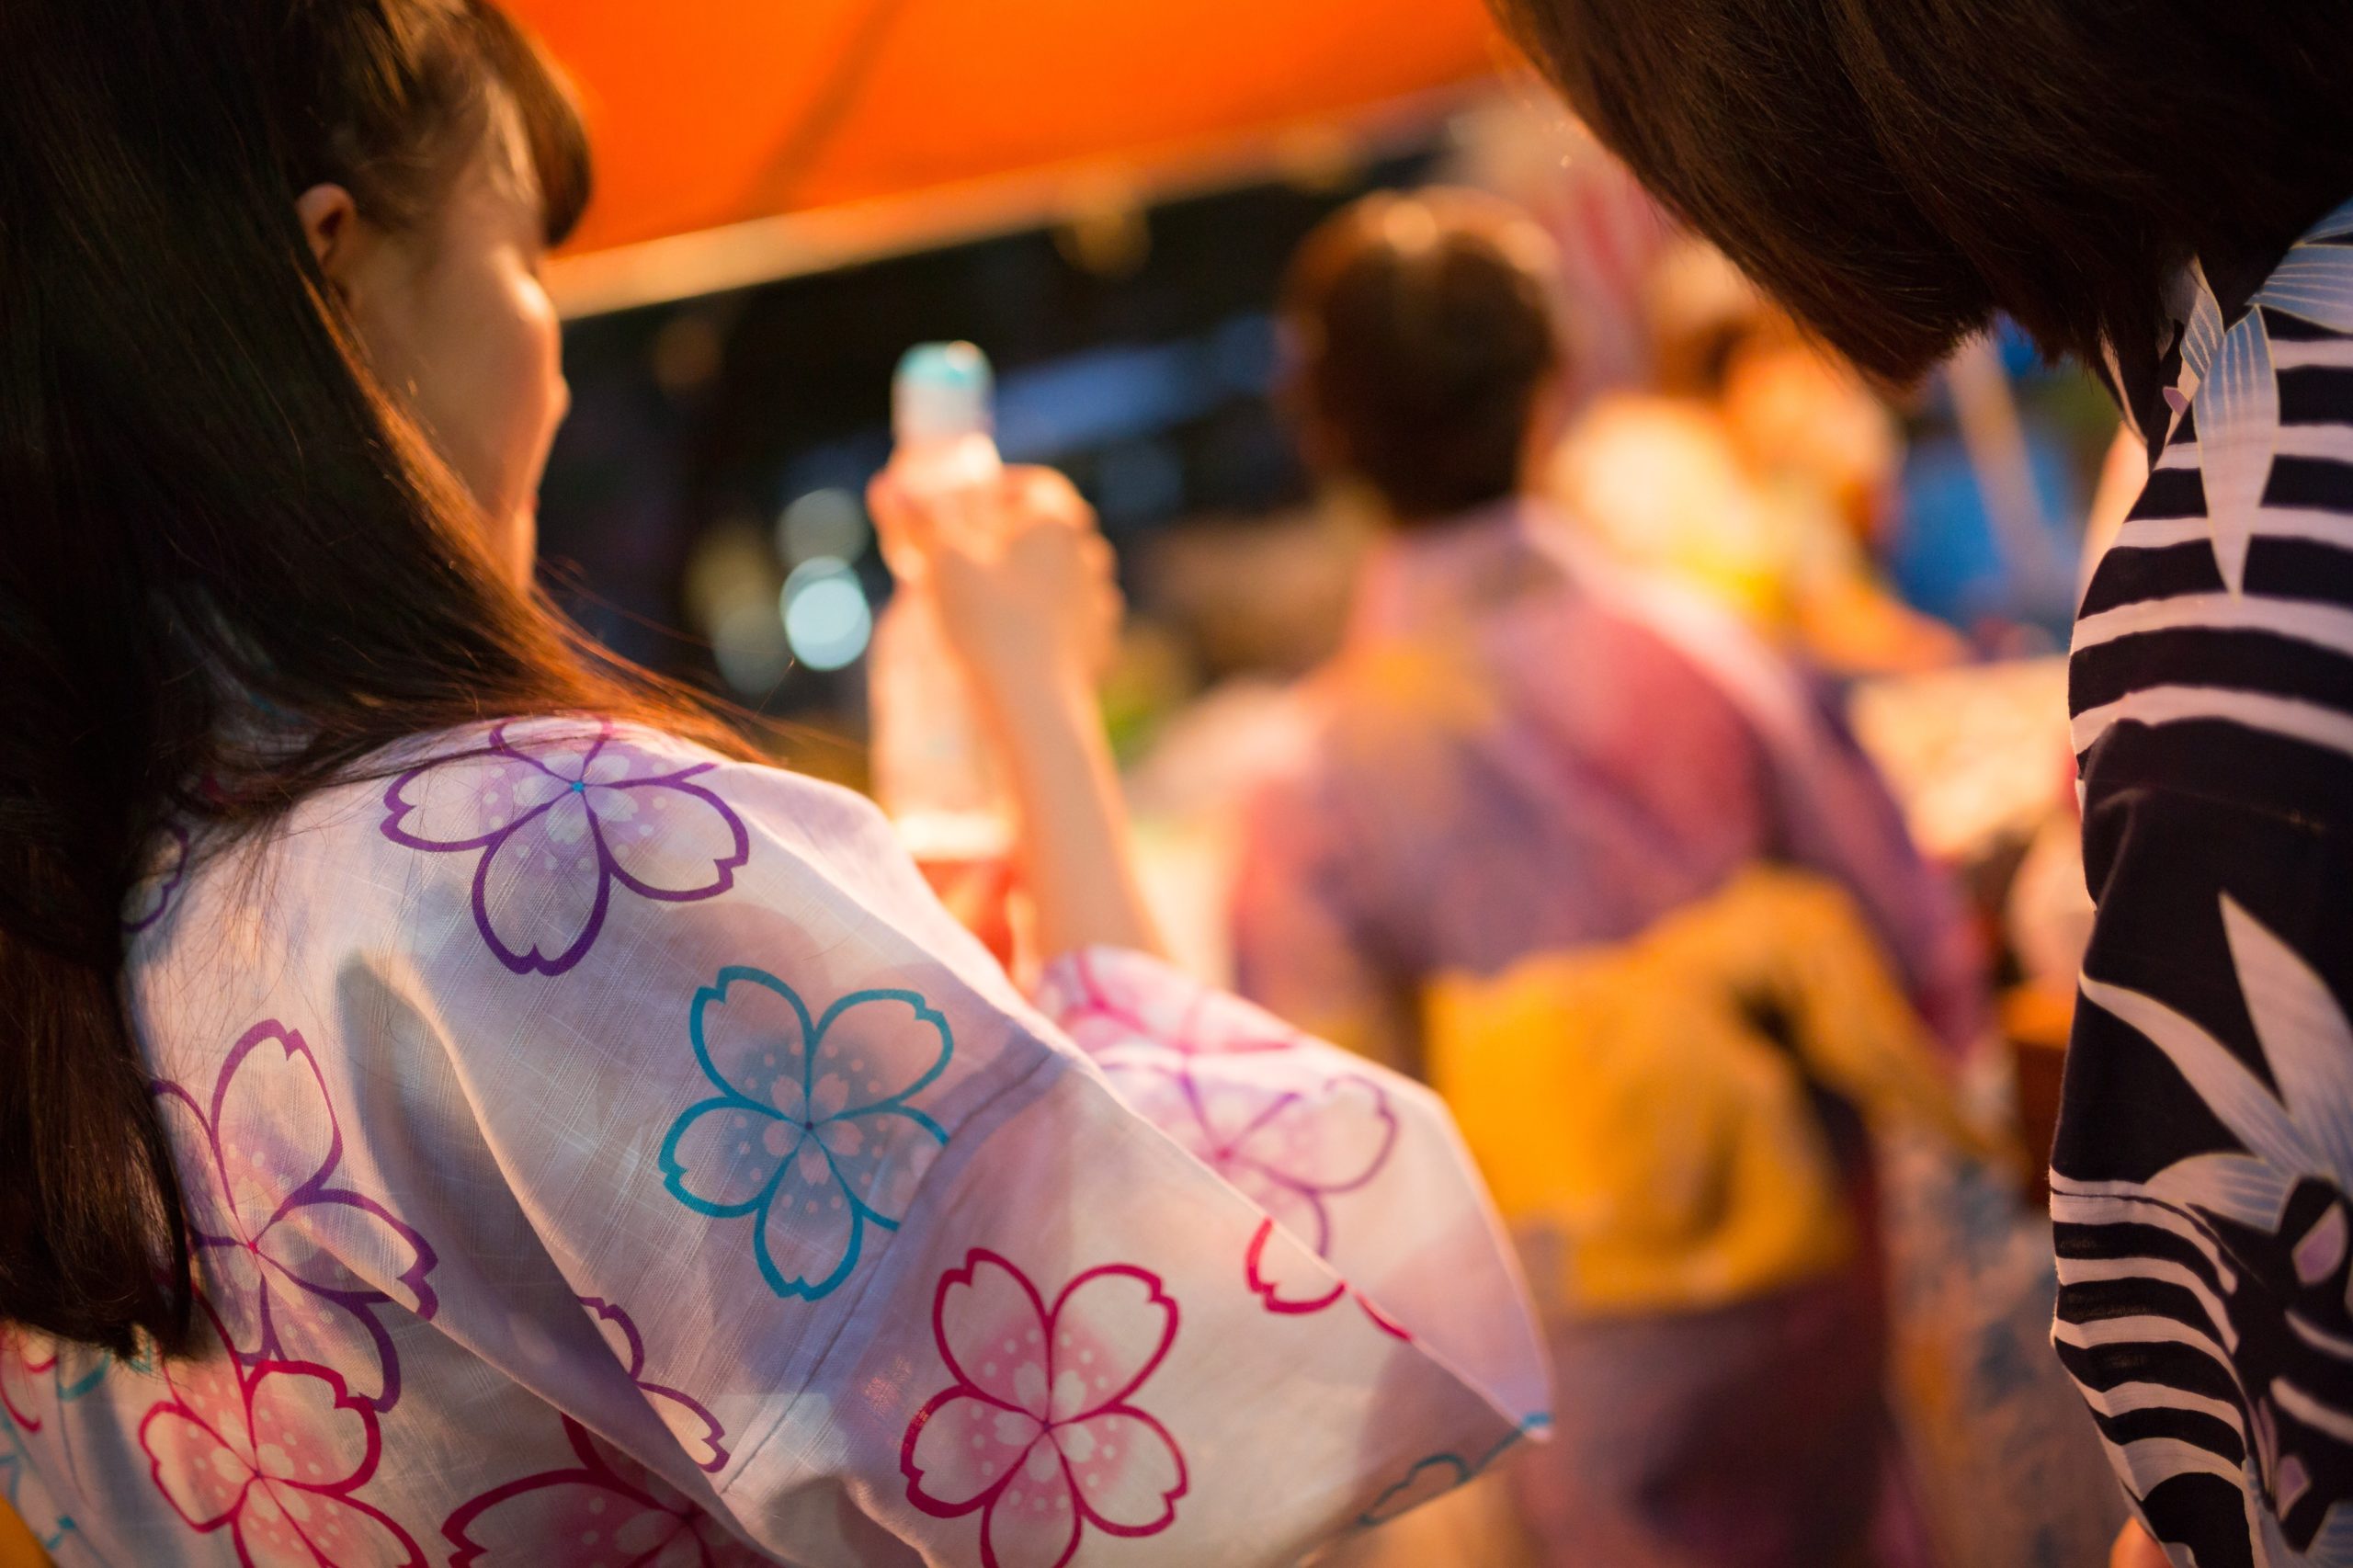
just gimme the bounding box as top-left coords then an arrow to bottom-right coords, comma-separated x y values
376,722 -> 1547,1568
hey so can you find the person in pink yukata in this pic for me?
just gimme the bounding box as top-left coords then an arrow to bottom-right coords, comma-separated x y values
0,5 -> 1545,1563
1232,191 -> 1990,1567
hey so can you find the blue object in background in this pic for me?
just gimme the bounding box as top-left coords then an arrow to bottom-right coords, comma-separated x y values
1890,428 -> 2082,640
1888,321 -> 2091,642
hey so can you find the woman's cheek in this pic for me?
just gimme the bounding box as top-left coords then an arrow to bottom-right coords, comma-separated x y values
487,268 -> 564,513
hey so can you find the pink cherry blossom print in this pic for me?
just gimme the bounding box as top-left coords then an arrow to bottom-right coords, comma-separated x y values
152,1020 -> 438,1410
1241,1217 -> 1347,1316
1040,948 -> 1303,1060
661,968 -> 951,1301
442,1416 -> 767,1568
1099,1060 -> 1396,1258
138,1293 -> 423,1567
902,1250 -> 1188,1568
381,720 -> 749,977
1040,951 -> 1399,1257
581,1299 -> 727,1473
0,1328 -> 56,1431
123,821 -> 190,932
1242,1221 -> 1415,1341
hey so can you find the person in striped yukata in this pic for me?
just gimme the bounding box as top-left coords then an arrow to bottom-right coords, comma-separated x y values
1480,1 -> 2353,1563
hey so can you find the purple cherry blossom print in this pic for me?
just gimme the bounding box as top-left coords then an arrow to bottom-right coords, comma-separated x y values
381,720 -> 750,977
123,822 -> 190,933
1040,949 -> 1398,1257
138,1293 -> 424,1567
581,1298 -> 727,1473
441,1417 -> 767,1568
1097,1058 -> 1396,1258
152,1021 -> 438,1411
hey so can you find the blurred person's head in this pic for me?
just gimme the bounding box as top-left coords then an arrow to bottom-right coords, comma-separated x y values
1282,189 -> 1564,527
1641,239 -> 1765,400
1486,0 -> 2353,388
0,0 -> 735,1358
1634,242 -> 1897,540
1721,329 -> 1900,544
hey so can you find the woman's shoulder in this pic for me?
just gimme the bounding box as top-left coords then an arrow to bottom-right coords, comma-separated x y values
358,713 -> 883,861
133,706 -> 1025,1081
142,713 -> 968,990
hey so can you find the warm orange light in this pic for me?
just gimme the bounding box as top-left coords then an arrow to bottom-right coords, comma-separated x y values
506,0 -> 1506,255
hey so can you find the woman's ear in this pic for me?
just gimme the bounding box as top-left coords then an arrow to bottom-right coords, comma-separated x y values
294,183 -> 362,290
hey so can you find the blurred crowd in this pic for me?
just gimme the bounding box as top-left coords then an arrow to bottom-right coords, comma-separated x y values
1096,119 -> 2126,1568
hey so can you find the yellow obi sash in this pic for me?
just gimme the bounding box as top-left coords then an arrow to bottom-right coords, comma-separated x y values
1426,867 -> 1986,1315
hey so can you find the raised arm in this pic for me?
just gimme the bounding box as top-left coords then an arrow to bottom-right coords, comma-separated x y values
870,464 -> 1165,962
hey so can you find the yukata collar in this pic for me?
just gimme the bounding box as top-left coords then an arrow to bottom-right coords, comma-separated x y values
2103,194 -> 2353,595
1343,496 -> 1591,647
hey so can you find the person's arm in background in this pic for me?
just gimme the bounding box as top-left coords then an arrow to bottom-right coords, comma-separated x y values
870,464 -> 1165,961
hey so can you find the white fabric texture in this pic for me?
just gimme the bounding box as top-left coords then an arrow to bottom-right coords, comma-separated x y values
0,718 -> 1546,1567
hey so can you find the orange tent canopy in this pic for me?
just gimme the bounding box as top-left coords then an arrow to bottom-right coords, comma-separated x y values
509,0 -> 1506,282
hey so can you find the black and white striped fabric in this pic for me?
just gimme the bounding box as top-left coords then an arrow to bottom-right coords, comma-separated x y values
2059,198 -> 2353,1567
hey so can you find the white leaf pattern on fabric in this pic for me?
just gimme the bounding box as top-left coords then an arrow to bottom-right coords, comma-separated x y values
2194,299 -> 2279,597
2075,898 -> 2353,1560
2258,251 -> 2353,338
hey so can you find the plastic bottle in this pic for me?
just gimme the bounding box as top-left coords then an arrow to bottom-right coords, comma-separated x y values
868,342 -> 1013,866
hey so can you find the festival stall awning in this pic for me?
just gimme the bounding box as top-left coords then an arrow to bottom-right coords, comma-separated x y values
507,0 -> 1509,312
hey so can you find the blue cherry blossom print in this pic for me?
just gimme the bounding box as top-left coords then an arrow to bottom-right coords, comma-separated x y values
659,967 -> 951,1301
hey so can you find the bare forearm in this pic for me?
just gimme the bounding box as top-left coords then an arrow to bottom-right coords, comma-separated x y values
984,668 -> 1165,961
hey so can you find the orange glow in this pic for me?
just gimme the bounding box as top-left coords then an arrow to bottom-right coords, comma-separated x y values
506,0 -> 1506,254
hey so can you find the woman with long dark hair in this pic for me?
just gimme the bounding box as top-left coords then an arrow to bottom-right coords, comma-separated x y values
0,3 -> 1546,1560
1485,3 -> 2353,1564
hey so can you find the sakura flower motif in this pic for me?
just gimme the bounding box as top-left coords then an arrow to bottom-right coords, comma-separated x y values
1106,1060 -> 1397,1257
0,1328 -> 56,1431
902,1250 -> 1188,1568
0,1420 -> 77,1558
152,1021 -> 438,1410
581,1297 -> 728,1473
441,1416 -> 766,1568
660,967 -> 951,1301
1358,1415 -> 1552,1529
123,821 -> 190,933
138,1293 -> 423,1567
1,1326 -> 138,1435
381,720 -> 750,977
1039,948 -> 1398,1256
1242,1219 -> 1413,1340
1040,947 -> 1305,1060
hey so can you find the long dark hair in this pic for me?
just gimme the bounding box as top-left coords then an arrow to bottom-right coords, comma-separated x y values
1489,0 -> 2353,384
0,0 -> 744,1358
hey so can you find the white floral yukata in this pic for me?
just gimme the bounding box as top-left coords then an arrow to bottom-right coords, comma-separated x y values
0,719 -> 1547,1567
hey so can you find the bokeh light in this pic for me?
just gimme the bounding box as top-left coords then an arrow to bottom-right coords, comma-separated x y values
781,557 -> 874,671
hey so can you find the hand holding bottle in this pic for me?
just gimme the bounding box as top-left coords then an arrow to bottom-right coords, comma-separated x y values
868,462 -> 1121,720
868,458 -> 1154,961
